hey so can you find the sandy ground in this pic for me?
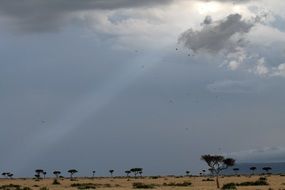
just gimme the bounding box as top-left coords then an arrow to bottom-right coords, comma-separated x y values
0,175 -> 285,190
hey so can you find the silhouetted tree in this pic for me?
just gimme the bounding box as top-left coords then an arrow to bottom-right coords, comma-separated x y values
125,170 -> 131,177
262,167 -> 272,175
68,169 -> 78,180
35,174 -> 40,179
109,170 -> 114,177
43,171 -> 47,179
130,168 -> 142,178
233,168 -> 239,176
201,154 -> 235,189
35,169 -> 44,179
92,171 -> 96,178
2,172 -> 7,178
186,171 -> 190,176
7,173 -> 13,179
250,167 -> 257,175
53,171 -> 61,179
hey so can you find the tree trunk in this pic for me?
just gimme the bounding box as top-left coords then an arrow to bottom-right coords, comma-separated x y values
216,175 -> 220,189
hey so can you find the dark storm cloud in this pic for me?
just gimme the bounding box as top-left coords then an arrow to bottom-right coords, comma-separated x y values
178,14 -> 254,53
0,0 -> 174,32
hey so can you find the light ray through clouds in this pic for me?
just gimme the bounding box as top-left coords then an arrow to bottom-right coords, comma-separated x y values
3,54 -> 162,173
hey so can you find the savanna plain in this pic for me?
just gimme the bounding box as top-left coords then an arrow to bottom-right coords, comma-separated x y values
1,175 -> 285,190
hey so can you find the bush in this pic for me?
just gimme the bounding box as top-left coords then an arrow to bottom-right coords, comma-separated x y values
132,182 -> 155,189
39,187 -> 49,190
222,183 -> 237,190
149,176 -> 159,179
71,183 -> 96,189
238,178 -> 268,186
202,178 -> 215,181
0,184 -> 32,190
163,181 -> 192,187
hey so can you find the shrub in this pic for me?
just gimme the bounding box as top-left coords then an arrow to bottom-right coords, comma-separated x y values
238,178 -> 268,186
132,182 -> 155,189
222,183 -> 237,190
163,181 -> 192,187
0,184 -> 32,190
39,188 -> 49,190
202,178 -> 215,181
71,183 -> 96,189
149,176 -> 159,179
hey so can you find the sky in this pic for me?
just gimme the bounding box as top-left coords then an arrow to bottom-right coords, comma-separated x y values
0,0 -> 285,177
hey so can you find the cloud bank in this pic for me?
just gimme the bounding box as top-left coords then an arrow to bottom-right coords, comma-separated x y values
0,0 -> 174,32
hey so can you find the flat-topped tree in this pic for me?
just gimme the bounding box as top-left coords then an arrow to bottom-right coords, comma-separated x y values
125,170 -> 131,177
35,169 -> 44,179
2,172 -> 7,178
7,173 -> 13,179
68,169 -> 78,180
201,154 -> 235,189
130,168 -> 143,178
186,171 -> 190,176
92,171 -> 96,178
109,170 -> 114,177
139,171 -> 143,177
250,166 -> 257,175
263,167 -> 272,175
233,168 -> 239,176
43,171 -> 47,179
53,171 -> 61,179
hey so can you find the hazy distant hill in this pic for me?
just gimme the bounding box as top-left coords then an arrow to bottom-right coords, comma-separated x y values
223,162 -> 285,175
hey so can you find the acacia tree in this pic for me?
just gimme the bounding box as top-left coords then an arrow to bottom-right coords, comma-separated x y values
43,171 -> 47,179
130,168 -> 143,178
109,170 -> 114,177
92,171 -> 96,178
35,169 -> 44,180
250,167 -> 257,175
186,171 -> 190,176
2,172 -> 7,178
262,167 -> 272,175
7,173 -> 13,179
68,169 -> 78,180
201,155 -> 235,189
125,170 -> 131,178
53,171 -> 61,179
233,168 -> 239,176
139,171 -> 143,177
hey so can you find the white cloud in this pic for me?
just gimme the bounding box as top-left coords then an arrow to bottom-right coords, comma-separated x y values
272,63 -> 285,77
225,47 -> 247,70
254,58 -> 269,76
